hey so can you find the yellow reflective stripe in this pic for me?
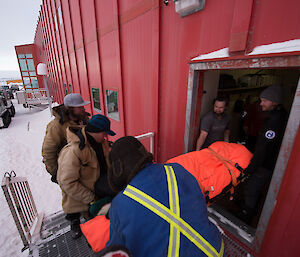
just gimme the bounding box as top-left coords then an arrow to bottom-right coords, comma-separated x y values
124,185 -> 221,257
167,166 -> 180,216
219,240 -> 224,257
168,225 -> 176,257
170,166 -> 181,256
165,165 -> 180,257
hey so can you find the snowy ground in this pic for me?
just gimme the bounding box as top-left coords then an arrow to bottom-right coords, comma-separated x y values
0,99 -> 61,256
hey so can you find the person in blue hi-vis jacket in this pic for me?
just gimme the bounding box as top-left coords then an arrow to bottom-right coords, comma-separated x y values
105,136 -> 225,257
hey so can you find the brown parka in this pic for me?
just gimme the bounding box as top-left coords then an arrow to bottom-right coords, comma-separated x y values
41,105 -> 87,176
57,126 -> 110,214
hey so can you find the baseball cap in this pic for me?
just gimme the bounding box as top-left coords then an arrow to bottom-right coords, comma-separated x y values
86,114 -> 116,136
64,93 -> 90,107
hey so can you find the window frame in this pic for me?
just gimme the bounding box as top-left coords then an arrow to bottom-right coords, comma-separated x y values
105,89 -> 120,121
19,59 -> 28,71
64,84 -> 68,95
23,77 -> 31,89
30,77 -> 39,89
91,87 -> 102,113
26,59 -> 35,71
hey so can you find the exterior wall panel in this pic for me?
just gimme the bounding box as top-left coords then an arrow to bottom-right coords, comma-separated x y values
80,0 -> 101,114
248,0 -> 300,51
56,0 -> 73,90
96,0 -> 126,138
119,7 -> 157,138
69,0 -> 92,112
47,0 -> 64,102
75,47 -> 92,113
62,0 -> 81,94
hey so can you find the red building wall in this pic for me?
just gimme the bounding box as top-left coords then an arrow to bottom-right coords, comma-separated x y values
30,1 -> 300,255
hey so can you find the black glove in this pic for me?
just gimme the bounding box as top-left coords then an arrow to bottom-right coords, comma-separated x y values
51,174 -> 58,184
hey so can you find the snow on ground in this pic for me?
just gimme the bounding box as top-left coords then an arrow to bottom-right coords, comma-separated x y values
0,99 -> 61,257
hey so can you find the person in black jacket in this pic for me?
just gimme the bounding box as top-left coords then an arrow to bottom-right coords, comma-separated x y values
239,85 -> 288,223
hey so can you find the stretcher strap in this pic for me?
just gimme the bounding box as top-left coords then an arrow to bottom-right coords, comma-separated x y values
207,148 -> 238,187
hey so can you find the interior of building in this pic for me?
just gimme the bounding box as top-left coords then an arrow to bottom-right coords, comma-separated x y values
197,68 -> 299,229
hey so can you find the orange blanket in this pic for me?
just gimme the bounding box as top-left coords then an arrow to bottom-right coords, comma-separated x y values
167,142 -> 252,200
80,215 -> 110,252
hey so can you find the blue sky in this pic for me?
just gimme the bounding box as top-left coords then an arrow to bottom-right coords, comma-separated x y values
0,0 -> 42,77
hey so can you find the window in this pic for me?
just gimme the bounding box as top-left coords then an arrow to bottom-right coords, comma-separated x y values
57,6 -> 63,25
64,84 -> 68,95
18,54 -> 37,91
92,88 -> 101,113
69,84 -> 72,93
26,59 -> 35,71
106,90 -> 119,121
19,59 -> 27,71
23,77 -> 31,88
30,77 -> 39,88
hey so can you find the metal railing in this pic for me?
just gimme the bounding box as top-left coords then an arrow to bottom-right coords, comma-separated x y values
1,171 -> 43,251
135,132 -> 155,154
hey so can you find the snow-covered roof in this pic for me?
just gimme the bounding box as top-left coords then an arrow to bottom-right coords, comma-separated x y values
191,48 -> 229,61
248,39 -> 300,55
191,39 -> 300,61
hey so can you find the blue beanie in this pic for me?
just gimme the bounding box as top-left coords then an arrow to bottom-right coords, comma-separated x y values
86,114 -> 116,136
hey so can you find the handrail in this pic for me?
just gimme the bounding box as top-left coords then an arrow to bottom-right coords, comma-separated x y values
134,132 -> 155,154
1,171 -> 43,252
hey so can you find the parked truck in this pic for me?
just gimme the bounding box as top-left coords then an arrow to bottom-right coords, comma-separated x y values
0,90 -> 15,128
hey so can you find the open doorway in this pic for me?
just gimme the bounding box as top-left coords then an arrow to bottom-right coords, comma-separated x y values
200,69 -> 298,146
200,68 -> 298,225
185,56 -> 300,250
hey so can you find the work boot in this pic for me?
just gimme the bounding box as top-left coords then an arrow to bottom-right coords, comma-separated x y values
70,219 -> 82,239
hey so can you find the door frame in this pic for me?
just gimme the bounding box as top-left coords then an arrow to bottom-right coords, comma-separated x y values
184,52 -> 300,251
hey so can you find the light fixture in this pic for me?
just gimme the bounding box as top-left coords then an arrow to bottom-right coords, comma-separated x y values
174,0 -> 206,17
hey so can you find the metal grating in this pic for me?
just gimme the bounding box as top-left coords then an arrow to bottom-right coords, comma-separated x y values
29,211 -> 98,257
37,231 -> 96,257
223,233 -> 252,257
